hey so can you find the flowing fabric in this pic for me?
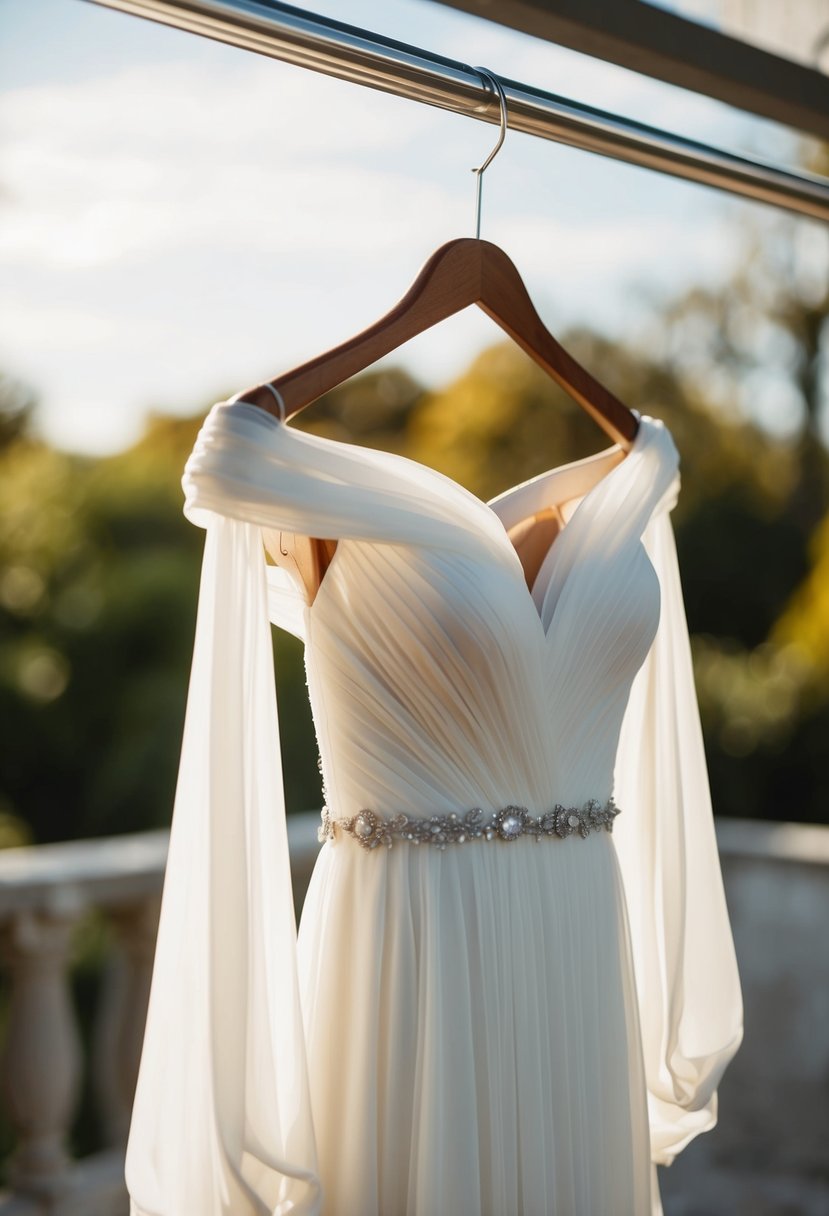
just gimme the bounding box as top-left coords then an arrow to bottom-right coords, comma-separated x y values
125,400 -> 743,1216
613,506 -> 744,1167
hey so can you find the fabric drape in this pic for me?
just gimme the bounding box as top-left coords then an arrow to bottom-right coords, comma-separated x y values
125,400 -> 742,1216
613,507 -> 744,1167
125,513 -> 322,1215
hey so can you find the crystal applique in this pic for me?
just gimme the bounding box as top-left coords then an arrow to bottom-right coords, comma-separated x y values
319,797 -> 621,851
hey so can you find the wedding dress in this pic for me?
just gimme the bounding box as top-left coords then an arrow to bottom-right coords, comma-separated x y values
124,399 -> 743,1216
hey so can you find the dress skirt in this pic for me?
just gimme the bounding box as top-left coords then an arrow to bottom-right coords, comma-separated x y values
296,829 -> 658,1216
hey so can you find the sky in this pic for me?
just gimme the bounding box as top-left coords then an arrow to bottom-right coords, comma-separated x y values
1,0 -> 824,454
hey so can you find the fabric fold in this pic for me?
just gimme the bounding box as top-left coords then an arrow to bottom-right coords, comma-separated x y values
182,400 -> 499,559
613,507 -> 744,1167
125,514 -> 322,1216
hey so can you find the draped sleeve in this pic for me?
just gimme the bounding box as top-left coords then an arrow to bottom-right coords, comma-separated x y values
612,490 -> 744,1168
124,399 -> 487,1216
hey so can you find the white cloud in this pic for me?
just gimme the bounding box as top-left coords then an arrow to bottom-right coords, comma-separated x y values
0,159 -> 464,267
497,211 -> 738,286
1,58 -> 428,161
0,56 -> 446,268
0,299 -> 128,350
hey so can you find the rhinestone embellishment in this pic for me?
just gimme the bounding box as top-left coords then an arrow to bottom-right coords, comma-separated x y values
317,797 -> 621,851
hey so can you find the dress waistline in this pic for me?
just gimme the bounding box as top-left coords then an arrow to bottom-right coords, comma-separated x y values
317,797 -> 621,851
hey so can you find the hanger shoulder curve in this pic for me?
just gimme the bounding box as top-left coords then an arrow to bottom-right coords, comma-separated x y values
236,237 -> 637,447
235,239 -> 480,417
475,241 -> 637,446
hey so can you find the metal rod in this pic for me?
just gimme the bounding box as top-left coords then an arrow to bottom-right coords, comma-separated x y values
87,0 -> 829,223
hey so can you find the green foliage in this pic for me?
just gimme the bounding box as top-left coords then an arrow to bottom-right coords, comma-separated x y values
0,419 -> 205,843
774,511 -> 829,677
0,372 -> 37,450
298,368 -> 423,449
692,636 -> 829,825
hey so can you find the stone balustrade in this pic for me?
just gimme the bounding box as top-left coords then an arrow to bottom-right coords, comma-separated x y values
0,818 -> 318,1216
0,815 -> 825,1215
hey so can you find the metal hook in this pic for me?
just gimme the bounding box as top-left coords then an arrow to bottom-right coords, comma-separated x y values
470,67 -> 508,240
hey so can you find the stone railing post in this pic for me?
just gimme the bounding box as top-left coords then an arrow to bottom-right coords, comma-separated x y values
0,897 -> 84,1201
92,896 -> 161,1148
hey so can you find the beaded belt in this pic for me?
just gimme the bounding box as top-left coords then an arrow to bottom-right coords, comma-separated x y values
317,797 -> 621,851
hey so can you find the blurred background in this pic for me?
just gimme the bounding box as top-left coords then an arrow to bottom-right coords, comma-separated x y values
0,0 -> 827,1213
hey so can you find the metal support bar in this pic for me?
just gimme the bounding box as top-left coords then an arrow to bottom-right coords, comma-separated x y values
87,0 -> 829,223
435,0 -> 829,142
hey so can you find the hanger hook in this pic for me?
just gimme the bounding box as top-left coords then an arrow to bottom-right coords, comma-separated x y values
470,67 -> 508,240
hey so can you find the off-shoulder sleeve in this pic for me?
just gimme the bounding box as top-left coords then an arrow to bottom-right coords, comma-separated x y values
180,399 -> 497,556
125,511 -> 323,1215
612,503 -> 744,1168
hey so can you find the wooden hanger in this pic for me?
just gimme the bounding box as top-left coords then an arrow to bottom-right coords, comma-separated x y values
244,235 -> 638,602
235,69 -> 640,600
235,235 -> 638,446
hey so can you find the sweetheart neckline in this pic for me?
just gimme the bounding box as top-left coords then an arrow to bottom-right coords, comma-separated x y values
251,404 -> 649,640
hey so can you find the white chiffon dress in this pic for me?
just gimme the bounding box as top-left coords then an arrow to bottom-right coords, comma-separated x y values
124,399 -> 744,1216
